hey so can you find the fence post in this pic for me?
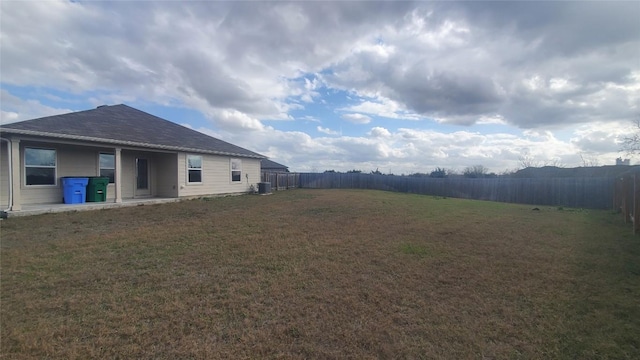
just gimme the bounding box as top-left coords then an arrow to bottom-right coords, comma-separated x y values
623,176 -> 630,223
635,175 -> 640,234
614,178 -> 620,211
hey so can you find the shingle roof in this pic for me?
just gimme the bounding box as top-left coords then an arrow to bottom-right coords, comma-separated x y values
261,159 -> 289,171
0,104 -> 265,159
511,165 -> 639,178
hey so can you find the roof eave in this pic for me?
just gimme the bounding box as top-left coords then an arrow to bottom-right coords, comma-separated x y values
0,128 -> 266,159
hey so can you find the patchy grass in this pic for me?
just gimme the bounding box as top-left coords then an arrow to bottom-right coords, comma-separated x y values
1,189 -> 639,359
399,243 -> 431,257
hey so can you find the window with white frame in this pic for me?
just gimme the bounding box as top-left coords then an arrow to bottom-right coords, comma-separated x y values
230,158 -> 242,182
99,153 -> 115,183
25,147 -> 56,185
187,155 -> 202,183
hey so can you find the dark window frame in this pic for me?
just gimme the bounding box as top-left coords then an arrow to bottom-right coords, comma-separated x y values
230,158 -> 242,183
24,147 -> 57,186
187,154 -> 203,184
99,153 -> 115,184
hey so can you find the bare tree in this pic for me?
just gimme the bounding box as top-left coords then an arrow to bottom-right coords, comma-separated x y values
429,167 -> 448,178
463,165 -> 489,178
543,158 -> 565,168
518,153 -> 541,169
621,118 -> 640,156
579,153 -> 599,167
501,168 -> 518,176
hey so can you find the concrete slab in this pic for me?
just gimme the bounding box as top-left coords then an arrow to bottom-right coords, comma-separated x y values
6,198 -> 181,218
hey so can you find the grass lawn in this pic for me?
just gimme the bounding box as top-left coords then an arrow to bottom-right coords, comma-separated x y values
1,189 -> 639,359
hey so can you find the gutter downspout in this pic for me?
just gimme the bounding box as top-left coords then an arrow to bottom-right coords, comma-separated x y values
0,137 -> 13,213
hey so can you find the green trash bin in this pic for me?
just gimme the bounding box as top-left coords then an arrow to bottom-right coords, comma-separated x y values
86,177 -> 109,202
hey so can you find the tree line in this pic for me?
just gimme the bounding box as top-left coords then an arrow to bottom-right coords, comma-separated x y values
323,165 -> 500,178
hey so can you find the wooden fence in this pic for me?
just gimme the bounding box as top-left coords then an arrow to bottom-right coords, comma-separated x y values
294,172 -> 615,209
260,172 -> 616,209
613,173 -> 640,233
261,172 -> 301,191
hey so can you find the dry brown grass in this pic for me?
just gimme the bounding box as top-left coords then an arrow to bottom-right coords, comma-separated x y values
1,189 -> 639,359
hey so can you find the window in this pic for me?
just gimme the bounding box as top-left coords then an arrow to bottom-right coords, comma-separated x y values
230,158 -> 242,182
99,153 -> 115,183
187,155 -> 202,183
25,147 -> 56,185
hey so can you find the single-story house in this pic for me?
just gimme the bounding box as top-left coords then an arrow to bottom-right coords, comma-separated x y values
510,165 -> 640,178
0,104 -> 266,213
261,159 -> 289,173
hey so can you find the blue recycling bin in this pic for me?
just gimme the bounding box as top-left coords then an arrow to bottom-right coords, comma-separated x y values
61,177 -> 89,204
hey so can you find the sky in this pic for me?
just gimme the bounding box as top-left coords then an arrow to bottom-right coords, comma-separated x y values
1,1 -> 639,174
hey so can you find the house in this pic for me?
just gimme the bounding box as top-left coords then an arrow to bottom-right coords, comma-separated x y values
260,159 -> 289,173
616,157 -> 631,166
510,165 -> 640,179
0,104 -> 266,213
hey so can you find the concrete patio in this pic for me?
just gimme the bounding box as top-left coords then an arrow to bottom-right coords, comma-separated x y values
5,197 -> 181,218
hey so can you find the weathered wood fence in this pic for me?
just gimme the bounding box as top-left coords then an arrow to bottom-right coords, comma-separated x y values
261,172 -> 616,209
613,173 -> 640,233
261,172 -> 301,191
293,172 -> 614,209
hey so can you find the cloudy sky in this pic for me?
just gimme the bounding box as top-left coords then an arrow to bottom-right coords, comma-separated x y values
1,1 -> 638,174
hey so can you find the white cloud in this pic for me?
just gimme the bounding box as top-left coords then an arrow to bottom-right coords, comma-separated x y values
317,126 -> 340,135
340,97 -> 423,121
300,115 -> 320,123
211,119 -> 606,174
4,93 -> 627,175
0,89 -> 74,124
570,121 -> 629,156
3,1 -> 637,131
1,1 -> 638,172
341,113 -> 372,124
369,127 -> 392,138
0,111 -> 19,124
476,115 -> 507,125
209,109 -> 265,132
351,42 -> 396,59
